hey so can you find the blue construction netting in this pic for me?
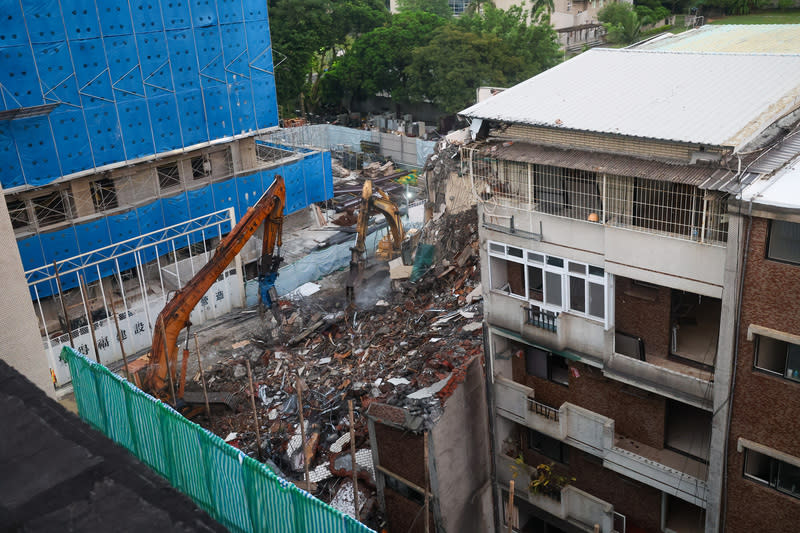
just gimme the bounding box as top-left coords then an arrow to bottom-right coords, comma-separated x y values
21,152 -> 333,299
0,0 -> 278,189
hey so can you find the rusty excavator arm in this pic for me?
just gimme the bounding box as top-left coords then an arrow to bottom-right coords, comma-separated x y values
346,179 -> 405,305
142,175 -> 286,404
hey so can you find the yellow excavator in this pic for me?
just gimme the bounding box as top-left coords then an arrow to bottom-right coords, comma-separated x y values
138,175 -> 286,406
346,179 -> 406,306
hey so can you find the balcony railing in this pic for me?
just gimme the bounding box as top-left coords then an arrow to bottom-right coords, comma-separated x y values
524,305 -> 558,332
528,397 -> 560,422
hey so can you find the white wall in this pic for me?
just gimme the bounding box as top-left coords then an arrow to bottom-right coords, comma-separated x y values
0,185 -> 54,397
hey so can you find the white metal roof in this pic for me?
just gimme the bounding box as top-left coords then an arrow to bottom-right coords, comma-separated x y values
633,25 -> 800,54
459,48 -> 800,151
742,150 -> 800,209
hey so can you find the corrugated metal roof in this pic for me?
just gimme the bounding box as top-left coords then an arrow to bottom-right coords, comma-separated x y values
745,129 -> 800,174
742,154 -> 800,209
460,48 -> 800,151
634,25 -> 800,53
477,141 -> 729,187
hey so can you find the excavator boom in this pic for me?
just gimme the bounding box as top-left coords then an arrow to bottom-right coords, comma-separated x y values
346,179 -> 405,305
142,175 -> 286,402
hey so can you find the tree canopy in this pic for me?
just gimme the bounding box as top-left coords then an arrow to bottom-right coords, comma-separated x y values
405,26 -> 525,113
396,0 -> 453,18
269,0 -> 561,116
598,2 -> 642,45
267,0 -> 389,113
323,11 -> 448,103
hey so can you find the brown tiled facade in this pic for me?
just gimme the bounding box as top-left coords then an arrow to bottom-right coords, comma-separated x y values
726,216 -> 800,533
512,356 -> 667,450
615,277 -> 672,360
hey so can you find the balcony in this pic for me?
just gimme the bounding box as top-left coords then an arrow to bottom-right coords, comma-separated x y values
494,377 -> 709,506
606,437 -> 708,508
604,352 -> 713,410
497,454 -> 616,533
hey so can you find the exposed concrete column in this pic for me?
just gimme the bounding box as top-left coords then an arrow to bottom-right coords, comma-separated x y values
0,185 -> 54,397
705,210 -> 745,532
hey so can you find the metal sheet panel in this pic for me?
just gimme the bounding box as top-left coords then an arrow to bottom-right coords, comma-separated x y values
460,48 -> 800,151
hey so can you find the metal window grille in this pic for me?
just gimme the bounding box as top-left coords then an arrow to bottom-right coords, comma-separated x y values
191,155 -> 211,179
157,163 -> 180,190
469,150 -> 728,245
90,178 -> 118,211
7,198 -> 30,229
32,190 -> 69,227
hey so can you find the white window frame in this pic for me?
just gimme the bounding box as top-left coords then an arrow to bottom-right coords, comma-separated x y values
488,241 -> 610,327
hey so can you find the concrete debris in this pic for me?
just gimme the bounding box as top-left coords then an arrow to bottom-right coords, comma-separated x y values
407,374 -> 451,400
195,200 -> 481,529
329,480 -> 369,519
329,433 -> 351,454
285,282 -> 321,300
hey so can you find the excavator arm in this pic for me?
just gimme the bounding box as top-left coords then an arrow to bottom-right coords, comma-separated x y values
142,175 -> 286,403
346,179 -> 405,305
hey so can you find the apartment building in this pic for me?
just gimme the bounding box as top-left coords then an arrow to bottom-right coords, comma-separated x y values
0,0 -> 332,390
722,157 -> 800,533
459,48 -> 800,532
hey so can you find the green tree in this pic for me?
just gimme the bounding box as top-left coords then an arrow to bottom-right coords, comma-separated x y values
323,11 -> 447,104
455,4 -> 560,81
529,0 -> 555,23
634,0 -> 671,25
397,0 -> 453,18
406,26 -> 525,113
268,0 -> 389,114
598,2 -> 642,45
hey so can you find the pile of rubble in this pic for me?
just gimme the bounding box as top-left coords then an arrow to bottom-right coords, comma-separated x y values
192,206 -> 481,528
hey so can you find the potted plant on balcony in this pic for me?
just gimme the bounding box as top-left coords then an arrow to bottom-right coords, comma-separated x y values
530,463 -> 575,502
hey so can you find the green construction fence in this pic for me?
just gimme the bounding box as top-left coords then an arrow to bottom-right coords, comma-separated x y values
60,347 -> 374,533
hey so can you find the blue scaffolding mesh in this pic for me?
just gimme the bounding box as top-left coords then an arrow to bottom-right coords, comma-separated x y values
0,0 -> 278,189
21,152 -> 333,299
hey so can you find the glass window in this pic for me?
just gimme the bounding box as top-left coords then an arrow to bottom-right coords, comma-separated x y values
525,347 -> 549,379
546,272 -> 562,307
546,256 -> 564,268
767,220 -> 800,265
777,462 -> 800,498
529,429 -> 569,464
755,336 -> 786,375
589,265 -> 605,277
744,449 -> 772,485
528,265 -> 544,301
508,246 -> 523,258
786,344 -> 800,383
489,242 -> 505,254
490,256 -> 525,297
528,252 -> 544,263
744,448 -> 800,499
589,282 -> 605,318
550,355 -> 570,386
569,276 -> 586,313
568,262 -> 586,275
755,336 -> 800,382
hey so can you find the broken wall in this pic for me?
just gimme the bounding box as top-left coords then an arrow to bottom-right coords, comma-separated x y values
430,356 -> 494,533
